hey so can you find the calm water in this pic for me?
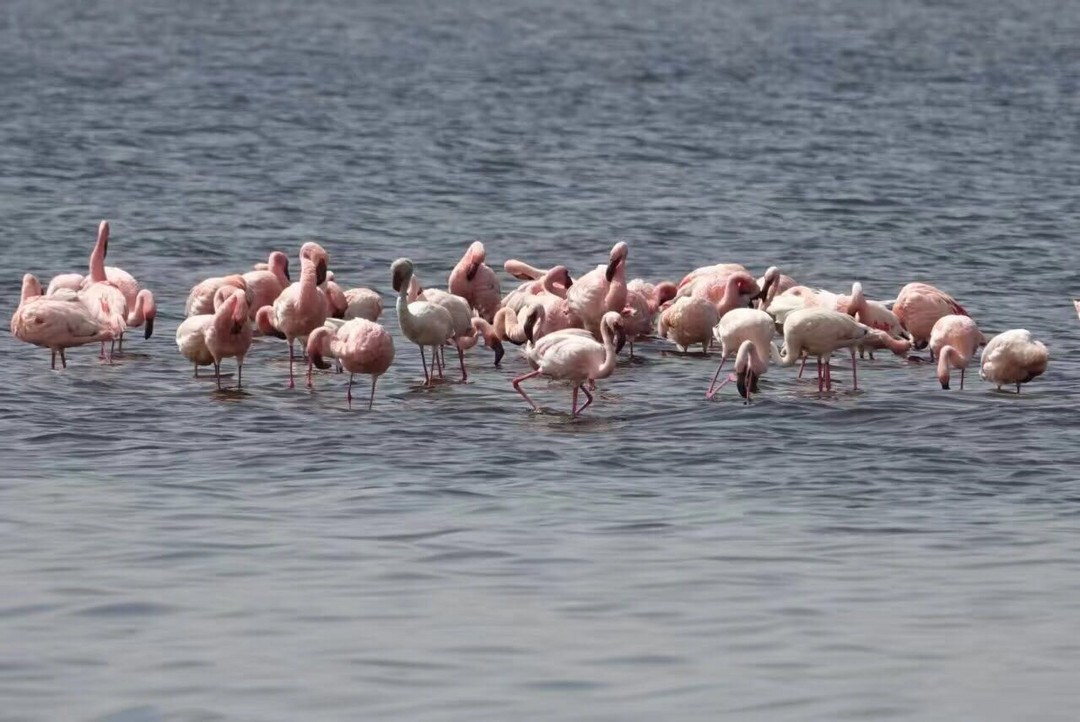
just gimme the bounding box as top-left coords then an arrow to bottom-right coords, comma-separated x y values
3,0 -> 1080,719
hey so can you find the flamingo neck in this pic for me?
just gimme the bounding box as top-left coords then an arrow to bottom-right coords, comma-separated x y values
714,275 -> 744,315
395,273 -> 415,325
594,321 -> 619,380
89,237 -> 107,283
20,278 -> 41,305
542,270 -> 567,299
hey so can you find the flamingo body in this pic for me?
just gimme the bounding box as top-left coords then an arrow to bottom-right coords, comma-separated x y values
980,329 -> 1048,393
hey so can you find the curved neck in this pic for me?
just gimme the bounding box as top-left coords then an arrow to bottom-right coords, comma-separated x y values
20,278 -> 40,305
505,260 -> 546,281
715,275 -> 744,315
128,293 -> 147,324
594,322 -> 618,380
89,231 -> 108,283
396,273 -> 415,325
542,271 -> 567,299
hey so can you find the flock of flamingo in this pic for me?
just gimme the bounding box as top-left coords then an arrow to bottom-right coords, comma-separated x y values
10,221 -> 1058,415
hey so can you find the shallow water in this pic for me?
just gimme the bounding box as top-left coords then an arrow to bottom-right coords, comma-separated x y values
3,0 -> 1080,719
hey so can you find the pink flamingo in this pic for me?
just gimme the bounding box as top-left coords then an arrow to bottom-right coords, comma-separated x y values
11,274 -> 114,368
677,263 -> 749,292
622,279 -> 677,356
566,242 -> 629,339
203,293 -> 253,390
706,308 -> 777,401
176,287 -> 246,378
929,315 -> 986,390
755,266 -> 798,309
306,318 -> 396,408
408,276 -> 482,381
449,241 -> 501,322
125,290 -> 158,341
778,308 -> 871,392
80,220 -> 128,357
256,252 -> 329,388
322,271 -> 348,318
502,265 -> 574,316
72,221 -> 156,345
343,287 -> 382,322
47,273 -> 85,296
242,251 -> 290,319
392,259 -> 454,386
658,272 -> 755,353
980,330 -> 1048,393
512,311 -> 623,418
186,274 -> 248,317
893,282 -> 969,352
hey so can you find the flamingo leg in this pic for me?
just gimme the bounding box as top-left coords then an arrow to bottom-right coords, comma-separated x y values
346,373 -> 354,406
215,362 -> 222,390
850,349 -> 858,391
99,341 -> 105,359
118,333 -> 124,354
706,354 -> 730,399
51,349 -> 56,370
816,356 -> 823,392
628,339 -> 635,358
512,370 -> 541,411
798,355 -> 808,379
457,344 -> 467,382
420,345 -> 430,385
60,349 -> 67,369
288,338 -> 295,389
1016,382 -> 1021,394
193,363 -> 199,378
238,362 -> 243,389
960,367 -> 965,390
369,376 -> 378,410
572,384 -> 579,418
826,358 -> 833,391
579,383 -> 594,414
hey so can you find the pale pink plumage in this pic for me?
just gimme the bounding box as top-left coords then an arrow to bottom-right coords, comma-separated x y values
980,329 -> 1048,393
306,319 -> 395,408
779,308 -> 872,392
893,282 -> 968,349
706,308 -> 776,401
929,314 -> 985,390
11,274 -> 114,369
566,242 -> 628,338
448,241 -> 501,322
242,251 -> 290,319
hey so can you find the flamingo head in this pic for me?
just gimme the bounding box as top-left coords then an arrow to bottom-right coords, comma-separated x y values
300,242 -> 329,285
734,340 -> 759,401
391,258 -> 414,293
606,242 -> 629,282
20,274 -> 42,304
551,265 -> 573,290
465,241 -> 486,281
306,327 -> 334,370
655,281 -> 678,307
255,306 -> 285,339
269,251 -> 290,283
755,266 -> 780,303
602,311 -> 626,354
523,304 -> 543,343
473,318 -> 504,366
138,290 -> 157,339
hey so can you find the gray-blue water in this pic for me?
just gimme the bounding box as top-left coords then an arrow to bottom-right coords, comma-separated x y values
3,0 -> 1080,719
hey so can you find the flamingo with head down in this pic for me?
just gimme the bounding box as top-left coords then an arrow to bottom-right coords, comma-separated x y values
980,330 -> 1048,393
779,308 -> 872,392
449,242 -> 501,322
929,314 -> 986,390
706,308 -> 778,402
893,282 -> 969,353
11,274 -> 114,369
566,242 -> 628,339
306,318 -> 395,408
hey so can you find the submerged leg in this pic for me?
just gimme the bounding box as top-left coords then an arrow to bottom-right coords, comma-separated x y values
238,362 -> 243,389
60,348 -> 67,368
578,383 -> 594,414
572,384 -> 579,418
347,373 -> 354,406
458,344 -> 467,382
850,349 -> 858,391
960,367 -> 965,390
288,339 -> 296,389
51,349 -> 56,370
215,362 -> 222,390
369,376 -> 378,410
798,355 -> 808,379
512,370 -> 542,411
420,345 -> 430,385
706,354 -> 730,400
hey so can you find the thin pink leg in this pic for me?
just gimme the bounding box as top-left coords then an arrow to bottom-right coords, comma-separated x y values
51,349 -> 56,370
825,359 -> 833,391
306,360 -> 314,389
572,384 -> 579,418
798,355 -> 808,379
369,376 -> 378,410
816,357 -> 823,392
420,345 -> 430,385
578,383 -> 594,415
346,373 -> 354,406
512,370 -> 541,410
215,362 -> 222,390
960,367 -> 965,390
705,354 -> 729,399
288,339 -> 295,389
457,344 -> 467,382
60,349 -> 67,368
850,349 -> 858,391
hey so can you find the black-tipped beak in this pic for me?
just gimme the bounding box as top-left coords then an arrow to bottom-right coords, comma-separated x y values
524,312 -> 537,344
614,326 -> 626,355
564,274 -> 574,289
605,258 -> 620,283
466,261 -> 480,281
311,351 -> 332,370
144,317 -> 154,339
736,370 -> 749,399
284,263 -> 291,283
492,339 -> 505,367
940,380 -> 950,390
316,259 -> 328,286
232,321 -> 243,334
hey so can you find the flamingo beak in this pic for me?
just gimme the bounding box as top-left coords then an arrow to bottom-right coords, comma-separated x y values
466,261 -> 480,281
563,272 -> 574,289
736,370 -> 749,399
492,339 -> 505,367
605,258 -> 621,282
614,326 -> 627,355
316,259 -> 328,286
144,317 -> 154,339
284,262 -> 291,283
310,350 -> 332,371
392,267 -> 406,292
524,312 -> 538,344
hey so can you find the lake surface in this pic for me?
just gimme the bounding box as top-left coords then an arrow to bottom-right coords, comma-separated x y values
2,0 -> 1080,719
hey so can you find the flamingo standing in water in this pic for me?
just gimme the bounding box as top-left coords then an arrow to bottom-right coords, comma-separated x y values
622,280 -> 677,356
512,311 -> 623,418
980,330 -> 1048,393
342,287 -> 383,322
242,251 -> 290,319
658,272 -> 755,353
322,271 -> 349,318
408,275 -> 488,381
203,293 -> 253,390
80,220 -> 128,358
256,252 -> 329,388
893,282 -> 969,352
177,286 -> 246,378
566,242 -> 628,338
706,308 -> 777,402
186,274 -> 248,317
929,315 -> 986,390
306,318 -> 395,408
11,274 -> 114,368
392,258 -> 454,386
501,265 -> 574,316
779,308 -> 871,392
448,242 -> 501,322
755,266 -> 798,309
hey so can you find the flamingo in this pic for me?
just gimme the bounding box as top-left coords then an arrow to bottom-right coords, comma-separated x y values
512,311 -> 623,418
677,263 -> 749,292
980,330 -> 1048,393
257,252 -> 329,388
242,251 -> 290,319
392,258 -> 454,386
622,280 -> 677,356
502,265 -> 574,316
929,315 -> 986,390
186,274 -> 248,317
408,276 -> 482,382
71,221 -> 156,345
893,282 -> 969,352
125,290 -> 157,341
755,266 -> 798,309
177,286 -> 247,378
778,308 -> 871,392
706,308 -> 777,401
306,319 -> 395,408
47,273 -> 85,296
11,274 -> 114,368
343,287 -> 383,322
80,220 -> 128,358
203,293 -> 253,390
658,272 -> 753,353
448,241 -> 501,322
566,242 -> 629,338
322,271 -> 348,318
